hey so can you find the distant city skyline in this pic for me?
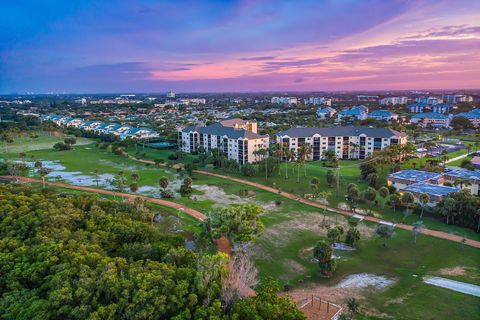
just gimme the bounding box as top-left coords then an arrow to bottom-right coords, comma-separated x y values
1,0 -> 480,93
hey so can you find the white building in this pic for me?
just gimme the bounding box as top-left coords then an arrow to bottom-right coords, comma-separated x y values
337,105 -> 368,121
442,95 -> 473,104
305,97 -> 332,106
316,107 -> 337,119
178,118 -> 269,164
379,97 -> 408,106
276,126 -> 407,160
271,97 -> 298,104
415,96 -> 442,105
178,98 -> 206,105
166,90 -> 176,98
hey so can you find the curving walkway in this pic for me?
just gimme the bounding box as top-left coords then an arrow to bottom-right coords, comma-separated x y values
3,176 -> 206,221
51,153 -> 480,249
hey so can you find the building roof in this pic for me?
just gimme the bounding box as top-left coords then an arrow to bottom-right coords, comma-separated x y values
411,112 -> 450,119
277,126 -> 407,138
388,170 -> 443,182
219,118 -> 255,127
444,168 -> 480,182
454,110 -> 480,120
182,123 -> 267,139
368,110 -> 395,117
316,107 -> 336,114
471,156 -> 480,166
403,182 -> 460,197
339,108 -> 365,116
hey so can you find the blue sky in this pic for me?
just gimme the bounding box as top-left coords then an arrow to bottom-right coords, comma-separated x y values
1,0 -> 480,93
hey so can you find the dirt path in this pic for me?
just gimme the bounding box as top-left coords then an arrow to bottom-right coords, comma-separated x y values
3,176 -> 206,221
99,155 -> 480,248
191,170 -> 480,249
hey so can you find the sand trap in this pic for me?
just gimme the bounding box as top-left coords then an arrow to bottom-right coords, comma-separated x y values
423,276 -> 480,297
336,273 -> 396,290
437,266 -> 467,276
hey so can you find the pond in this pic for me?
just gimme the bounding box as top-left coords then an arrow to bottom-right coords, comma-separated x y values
147,141 -> 176,148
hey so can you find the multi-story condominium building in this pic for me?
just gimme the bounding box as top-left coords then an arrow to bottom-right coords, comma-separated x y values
337,105 -> 368,121
316,107 -> 337,119
415,96 -> 442,105
271,97 -> 298,104
410,112 -> 452,128
178,118 -> 269,164
442,94 -> 473,104
276,126 -> 407,160
305,97 -> 332,106
166,90 -> 175,98
379,97 -> 408,105
454,109 -> 480,127
431,104 -> 453,114
408,103 -> 428,113
368,110 -> 398,121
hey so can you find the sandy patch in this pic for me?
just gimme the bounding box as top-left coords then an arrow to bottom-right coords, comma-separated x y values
262,211 -> 374,245
336,273 -> 396,290
437,266 -> 467,276
192,184 -> 276,210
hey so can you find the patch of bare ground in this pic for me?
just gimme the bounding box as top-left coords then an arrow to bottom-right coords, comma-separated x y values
262,211 -> 375,244
384,293 -> 412,307
193,184 -> 277,210
437,266 -> 467,276
338,202 -> 381,218
288,283 -> 393,319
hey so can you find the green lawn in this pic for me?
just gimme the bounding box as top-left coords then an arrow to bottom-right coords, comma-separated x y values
252,203 -> 480,319
1,131 -> 92,153
2,136 -> 480,319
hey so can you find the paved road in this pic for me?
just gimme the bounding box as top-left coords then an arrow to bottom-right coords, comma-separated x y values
4,176 -> 206,221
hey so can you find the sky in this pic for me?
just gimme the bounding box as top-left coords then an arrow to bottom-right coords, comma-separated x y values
1,0 -> 480,93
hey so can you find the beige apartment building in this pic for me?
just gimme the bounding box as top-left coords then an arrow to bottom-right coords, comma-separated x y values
178,118 -> 269,164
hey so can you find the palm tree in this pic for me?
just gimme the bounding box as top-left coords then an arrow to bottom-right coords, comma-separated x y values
93,168 -> 100,187
418,193 -> 430,218
378,186 -> 389,209
283,148 -> 291,179
475,208 -> 480,233
131,173 -> 139,182
441,197 -> 456,225
453,179 -> 471,189
299,144 -> 312,177
412,221 -> 425,244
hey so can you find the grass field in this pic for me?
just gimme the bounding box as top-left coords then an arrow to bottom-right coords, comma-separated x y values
1,131 -> 92,153
2,134 -> 480,319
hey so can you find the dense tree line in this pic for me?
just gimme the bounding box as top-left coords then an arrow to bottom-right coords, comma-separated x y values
0,185 -> 304,319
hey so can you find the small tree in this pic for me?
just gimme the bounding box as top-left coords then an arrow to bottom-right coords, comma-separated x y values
129,182 -> 139,194
390,193 -> 401,213
378,186 -> 390,209
180,177 -> 193,197
401,192 -> 415,216
159,176 -> 169,192
366,172 -> 379,189
313,240 -> 336,276
326,169 -> 336,187
37,167 -> 52,188
345,227 -> 361,248
362,187 -> 377,214
412,221 -> 425,244
376,224 -> 394,247
418,193 -> 430,218
327,225 -> 344,243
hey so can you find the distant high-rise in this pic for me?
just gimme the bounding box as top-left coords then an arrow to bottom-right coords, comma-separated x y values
166,90 -> 176,98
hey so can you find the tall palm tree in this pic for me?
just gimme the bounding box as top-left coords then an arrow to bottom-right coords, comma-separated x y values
299,144 -> 312,177
419,193 -> 430,218
283,148 -> 292,179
